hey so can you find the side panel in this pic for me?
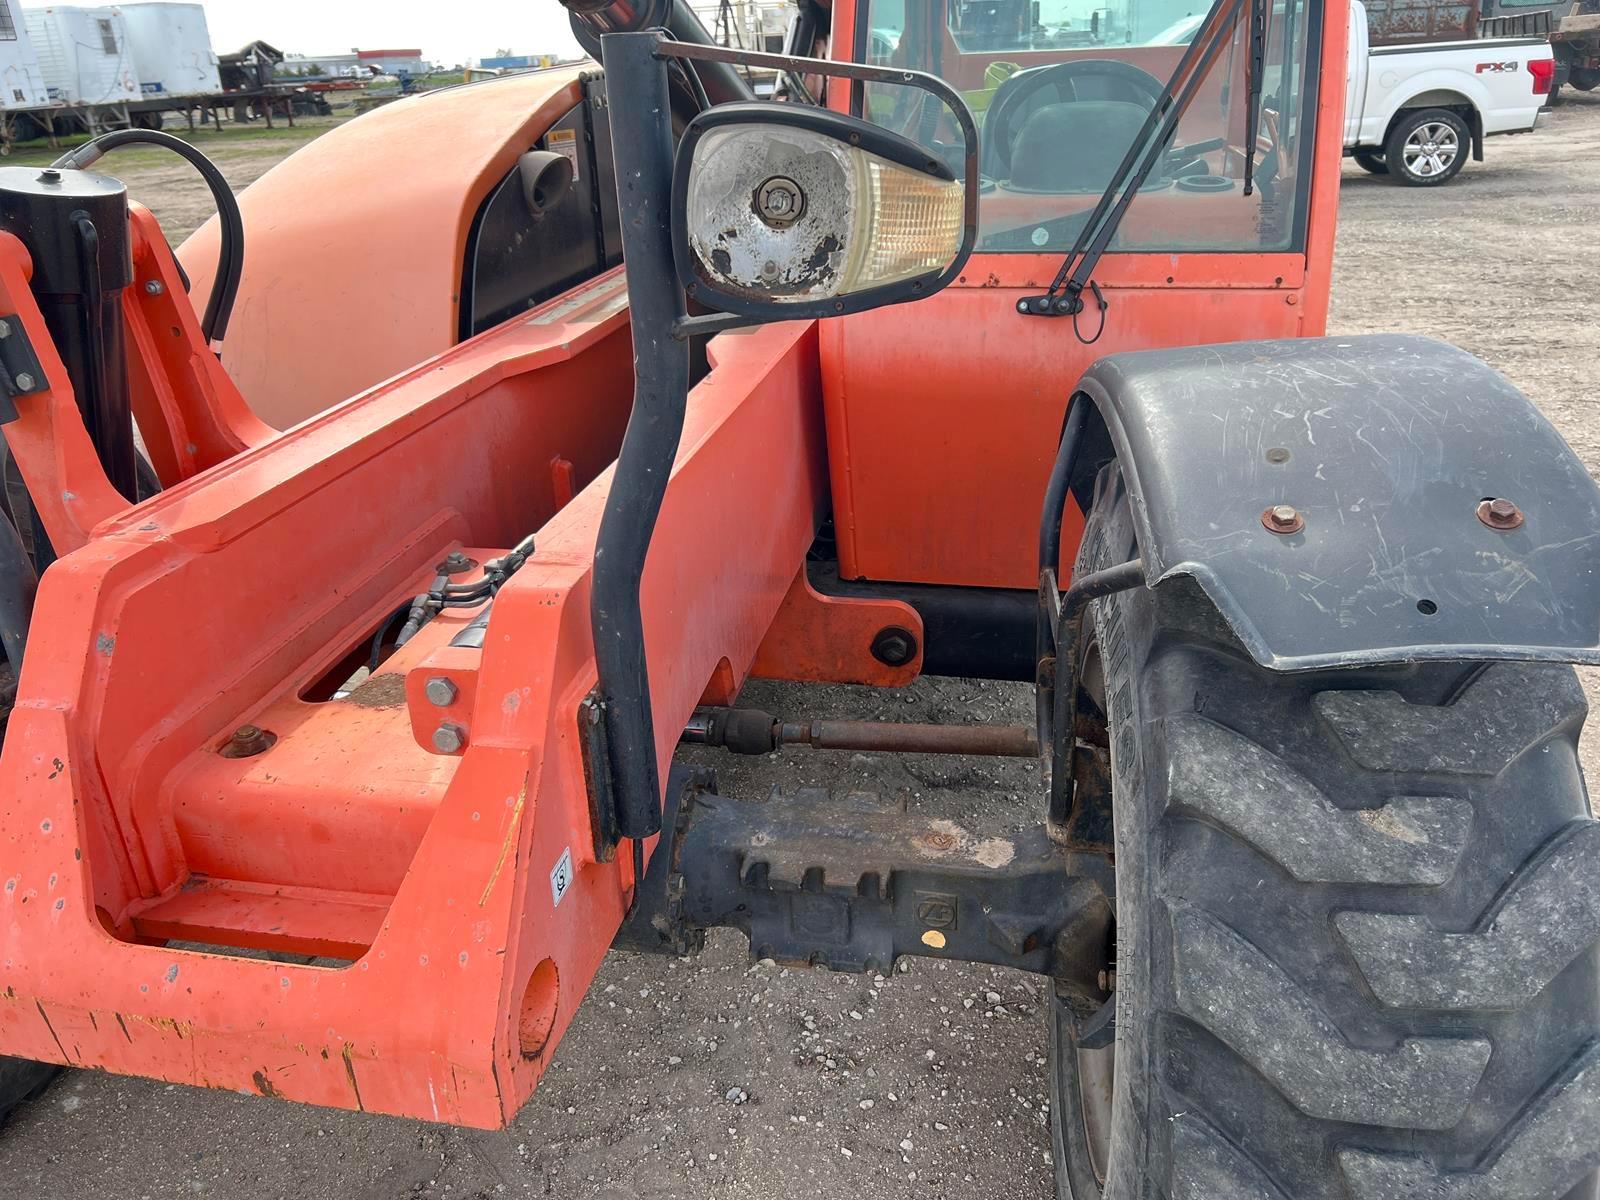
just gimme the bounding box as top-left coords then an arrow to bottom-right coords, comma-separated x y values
180,70 -> 589,429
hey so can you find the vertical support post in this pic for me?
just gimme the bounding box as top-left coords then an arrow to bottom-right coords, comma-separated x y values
591,30 -> 688,843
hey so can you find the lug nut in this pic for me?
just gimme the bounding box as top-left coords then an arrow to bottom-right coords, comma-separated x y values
424,676 -> 458,707
1477,497 -> 1524,531
1261,504 -> 1305,535
432,723 -> 467,754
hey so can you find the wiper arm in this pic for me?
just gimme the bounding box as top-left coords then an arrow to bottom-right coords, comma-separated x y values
1243,0 -> 1269,196
1018,0 -> 1248,320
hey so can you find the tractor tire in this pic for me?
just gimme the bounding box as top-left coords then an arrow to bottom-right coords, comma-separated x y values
1383,107 -> 1469,186
1351,149 -> 1388,175
0,1058 -> 55,1127
1049,461 -> 1600,1198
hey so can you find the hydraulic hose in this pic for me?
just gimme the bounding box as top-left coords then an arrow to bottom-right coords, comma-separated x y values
53,129 -> 244,346
0,506 -> 38,672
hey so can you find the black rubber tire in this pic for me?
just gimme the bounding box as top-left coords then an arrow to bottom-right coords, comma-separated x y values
1384,107 -> 1470,187
1050,462 -> 1600,1198
1351,149 -> 1388,176
0,1057 -> 55,1127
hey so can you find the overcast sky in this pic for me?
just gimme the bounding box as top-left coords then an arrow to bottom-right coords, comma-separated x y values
197,1 -> 584,67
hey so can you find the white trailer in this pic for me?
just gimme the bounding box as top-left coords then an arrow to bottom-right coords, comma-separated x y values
23,5 -> 140,105
118,2 -> 219,98
0,1 -> 50,110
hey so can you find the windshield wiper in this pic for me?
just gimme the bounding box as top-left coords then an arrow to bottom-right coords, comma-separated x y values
1243,0 -> 1269,195
1018,0 -> 1249,322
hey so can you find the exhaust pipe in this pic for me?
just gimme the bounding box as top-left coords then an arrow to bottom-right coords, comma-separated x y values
560,0 -> 755,105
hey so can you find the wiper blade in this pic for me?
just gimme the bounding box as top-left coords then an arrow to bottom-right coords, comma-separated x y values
1019,0 -> 1248,319
1243,0 -> 1269,196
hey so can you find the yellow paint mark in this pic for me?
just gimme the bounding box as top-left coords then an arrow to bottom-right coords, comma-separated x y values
921,929 -> 947,949
479,772 -> 530,907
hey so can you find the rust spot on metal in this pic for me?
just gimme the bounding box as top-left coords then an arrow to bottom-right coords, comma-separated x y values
251,1069 -> 281,1099
34,1000 -> 70,1062
341,1044 -> 365,1112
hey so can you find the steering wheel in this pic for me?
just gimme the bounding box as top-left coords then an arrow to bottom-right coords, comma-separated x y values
981,59 -> 1167,185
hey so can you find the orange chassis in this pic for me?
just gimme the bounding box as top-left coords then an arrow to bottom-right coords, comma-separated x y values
0,0 -> 1347,1127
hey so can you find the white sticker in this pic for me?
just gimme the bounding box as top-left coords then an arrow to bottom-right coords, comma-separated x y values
548,127 -> 580,183
550,846 -> 575,908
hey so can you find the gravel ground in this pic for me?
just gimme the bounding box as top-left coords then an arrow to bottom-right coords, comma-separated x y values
1,94 -> 1597,1199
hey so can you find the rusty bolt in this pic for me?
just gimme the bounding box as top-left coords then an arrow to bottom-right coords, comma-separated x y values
1477,497 -> 1525,531
432,723 -> 467,754
1097,969 -> 1117,992
1261,504 -> 1305,535
220,723 -> 275,759
870,626 -> 918,668
424,676 -> 458,707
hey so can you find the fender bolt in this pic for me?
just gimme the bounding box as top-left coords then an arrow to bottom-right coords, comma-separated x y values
1261,504 -> 1305,535
1477,497 -> 1524,530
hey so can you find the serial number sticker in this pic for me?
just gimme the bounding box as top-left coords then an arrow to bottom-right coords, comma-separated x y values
547,127 -> 580,182
550,847 -> 575,908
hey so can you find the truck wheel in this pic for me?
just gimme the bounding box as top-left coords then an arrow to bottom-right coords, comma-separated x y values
1572,68 -> 1600,92
1049,461 -> 1600,1198
1351,149 -> 1388,175
1383,108 -> 1469,186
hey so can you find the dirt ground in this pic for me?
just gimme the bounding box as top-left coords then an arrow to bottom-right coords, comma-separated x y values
1,94 -> 1599,1199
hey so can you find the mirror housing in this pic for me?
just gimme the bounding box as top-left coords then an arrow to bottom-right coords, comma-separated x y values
671,103 -> 976,322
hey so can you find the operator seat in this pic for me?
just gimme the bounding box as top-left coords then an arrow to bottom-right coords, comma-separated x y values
1007,99 -> 1151,191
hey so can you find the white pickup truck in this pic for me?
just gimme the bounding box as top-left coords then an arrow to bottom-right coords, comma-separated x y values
1344,0 -> 1555,185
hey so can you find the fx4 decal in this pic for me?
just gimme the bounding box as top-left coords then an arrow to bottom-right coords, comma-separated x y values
1476,60 -> 1520,72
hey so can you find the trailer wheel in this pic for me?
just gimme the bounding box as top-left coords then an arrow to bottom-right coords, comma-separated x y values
1384,108 -> 1469,186
1049,461 -> 1600,1198
1351,149 -> 1388,175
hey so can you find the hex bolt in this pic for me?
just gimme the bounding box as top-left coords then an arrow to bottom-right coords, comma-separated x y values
143,280 -> 165,296
424,676 -> 458,707
1477,497 -> 1525,531
1098,969 -> 1117,992
15,372 -> 37,392
220,723 -> 275,759
438,550 -> 474,574
870,625 -> 918,667
0,318 -> 11,338
1261,504 -> 1305,535
432,722 -> 467,754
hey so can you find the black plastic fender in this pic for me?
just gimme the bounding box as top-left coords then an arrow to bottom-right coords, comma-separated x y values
1069,334 -> 1600,671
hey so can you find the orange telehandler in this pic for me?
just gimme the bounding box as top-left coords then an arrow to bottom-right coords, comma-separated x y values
2,0 -> 1599,1192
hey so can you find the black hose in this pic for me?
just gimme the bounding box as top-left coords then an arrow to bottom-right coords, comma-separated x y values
53,129 -> 244,346
0,506 -> 38,672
